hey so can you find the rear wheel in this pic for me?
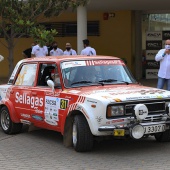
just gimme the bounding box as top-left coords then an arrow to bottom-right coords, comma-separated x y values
154,130 -> 170,142
72,115 -> 94,152
0,106 -> 22,134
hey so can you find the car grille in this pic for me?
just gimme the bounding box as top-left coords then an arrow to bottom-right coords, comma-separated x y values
125,101 -> 166,123
142,114 -> 163,123
125,101 -> 166,115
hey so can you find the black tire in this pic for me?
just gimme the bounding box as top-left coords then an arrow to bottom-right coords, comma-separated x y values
72,115 -> 94,152
154,130 -> 170,142
0,106 -> 23,134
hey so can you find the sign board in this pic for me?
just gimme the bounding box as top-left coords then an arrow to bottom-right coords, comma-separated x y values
146,69 -> 158,79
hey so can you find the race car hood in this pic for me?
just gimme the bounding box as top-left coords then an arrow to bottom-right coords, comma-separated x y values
63,84 -> 170,102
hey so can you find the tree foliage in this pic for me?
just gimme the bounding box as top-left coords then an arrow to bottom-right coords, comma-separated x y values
0,0 -> 89,76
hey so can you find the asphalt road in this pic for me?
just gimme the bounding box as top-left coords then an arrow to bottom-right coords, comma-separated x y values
0,126 -> 170,170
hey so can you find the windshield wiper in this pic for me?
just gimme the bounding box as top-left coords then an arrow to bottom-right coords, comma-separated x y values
98,79 -> 117,83
71,80 -> 92,85
98,79 -> 129,85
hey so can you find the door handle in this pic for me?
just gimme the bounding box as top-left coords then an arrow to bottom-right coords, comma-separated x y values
32,92 -> 37,96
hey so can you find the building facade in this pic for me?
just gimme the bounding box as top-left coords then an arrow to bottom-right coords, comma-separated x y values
0,0 -> 170,79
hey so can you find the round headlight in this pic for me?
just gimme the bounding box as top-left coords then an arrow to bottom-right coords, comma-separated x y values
134,104 -> 148,120
130,124 -> 144,139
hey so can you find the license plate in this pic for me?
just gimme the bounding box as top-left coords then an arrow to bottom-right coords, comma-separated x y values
144,124 -> 166,134
113,129 -> 125,136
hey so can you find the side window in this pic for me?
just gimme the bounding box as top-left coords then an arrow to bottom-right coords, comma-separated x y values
15,64 -> 37,86
38,63 -> 60,87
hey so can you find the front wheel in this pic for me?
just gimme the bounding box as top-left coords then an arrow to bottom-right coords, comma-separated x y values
0,106 -> 23,134
72,115 -> 94,152
154,129 -> 170,142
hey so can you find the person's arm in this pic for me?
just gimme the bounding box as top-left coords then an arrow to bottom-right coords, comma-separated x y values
93,48 -> 96,55
31,47 -> 36,58
60,49 -> 64,55
45,46 -> 48,56
73,50 -> 77,55
80,49 -> 84,55
155,49 -> 165,61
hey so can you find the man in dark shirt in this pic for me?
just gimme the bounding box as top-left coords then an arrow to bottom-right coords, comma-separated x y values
22,42 -> 36,58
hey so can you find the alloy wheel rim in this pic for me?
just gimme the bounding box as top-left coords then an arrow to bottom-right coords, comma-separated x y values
1,110 -> 10,131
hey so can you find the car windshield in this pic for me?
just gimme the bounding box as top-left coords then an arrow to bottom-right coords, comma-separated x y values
61,59 -> 137,88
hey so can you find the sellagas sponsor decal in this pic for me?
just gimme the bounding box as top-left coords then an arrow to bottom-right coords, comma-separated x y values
15,92 -> 43,108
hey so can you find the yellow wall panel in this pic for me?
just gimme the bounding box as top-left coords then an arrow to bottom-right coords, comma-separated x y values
0,10 -> 133,78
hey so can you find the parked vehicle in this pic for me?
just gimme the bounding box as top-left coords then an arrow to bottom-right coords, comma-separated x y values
0,55 -> 170,152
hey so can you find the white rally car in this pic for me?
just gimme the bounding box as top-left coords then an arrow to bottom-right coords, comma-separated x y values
0,55 -> 170,152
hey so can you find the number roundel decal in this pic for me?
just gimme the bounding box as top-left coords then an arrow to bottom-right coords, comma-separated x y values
60,99 -> 68,109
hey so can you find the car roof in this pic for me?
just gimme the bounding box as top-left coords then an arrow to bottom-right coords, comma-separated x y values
22,55 -> 121,63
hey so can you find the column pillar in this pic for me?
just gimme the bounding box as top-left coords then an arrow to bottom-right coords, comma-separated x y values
77,5 -> 87,54
135,11 -> 142,80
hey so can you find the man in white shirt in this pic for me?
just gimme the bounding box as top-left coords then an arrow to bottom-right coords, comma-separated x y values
31,43 -> 48,57
50,41 -> 63,56
155,39 -> 170,90
63,43 -> 77,56
80,39 -> 96,56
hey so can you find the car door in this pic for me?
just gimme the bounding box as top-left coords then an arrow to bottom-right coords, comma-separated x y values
30,63 -> 62,130
10,63 -> 37,124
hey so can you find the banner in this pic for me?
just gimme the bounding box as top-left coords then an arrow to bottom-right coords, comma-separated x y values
146,69 -> 158,79
145,31 -> 170,79
146,60 -> 159,69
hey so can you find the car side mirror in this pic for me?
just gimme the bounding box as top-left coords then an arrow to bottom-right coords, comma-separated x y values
47,80 -> 55,92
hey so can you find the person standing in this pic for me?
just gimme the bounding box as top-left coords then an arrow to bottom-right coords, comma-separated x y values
31,43 -> 48,58
22,42 -> 36,58
155,39 -> 170,90
50,41 -> 63,56
0,55 -> 4,62
80,39 -> 96,56
63,43 -> 77,56
46,42 -> 53,56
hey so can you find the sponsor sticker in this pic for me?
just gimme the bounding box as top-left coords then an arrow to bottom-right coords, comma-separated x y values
146,50 -> 158,60
60,99 -> 68,109
146,31 -> 162,41
162,31 -> 170,40
21,113 -> 31,119
146,69 -> 158,79
44,96 -> 69,126
146,40 -> 162,50
15,92 -> 43,108
146,60 -> 159,69
61,61 -> 86,69
32,115 -> 43,121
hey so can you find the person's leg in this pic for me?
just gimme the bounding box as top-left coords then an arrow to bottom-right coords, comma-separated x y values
157,77 -> 165,89
166,79 -> 170,91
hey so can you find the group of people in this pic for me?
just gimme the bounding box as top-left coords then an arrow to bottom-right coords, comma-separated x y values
22,39 -> 96,58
